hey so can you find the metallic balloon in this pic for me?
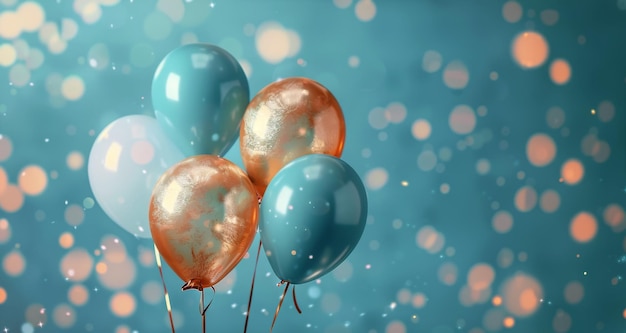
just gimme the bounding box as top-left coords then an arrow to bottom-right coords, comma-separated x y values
149,155 -> 259,289
259,154 -> 367,284
88,115 -> 184,238
240,77 -> 345,196
151,43 -> 250,157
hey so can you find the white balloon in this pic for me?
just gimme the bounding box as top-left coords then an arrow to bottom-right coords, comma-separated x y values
88,115 -> 184,238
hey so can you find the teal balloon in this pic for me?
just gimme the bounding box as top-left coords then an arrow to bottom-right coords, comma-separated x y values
259,154 -> 368,284
151,43 -> 250,157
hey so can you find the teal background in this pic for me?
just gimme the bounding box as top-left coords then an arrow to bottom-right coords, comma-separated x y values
0,0 -> 625,332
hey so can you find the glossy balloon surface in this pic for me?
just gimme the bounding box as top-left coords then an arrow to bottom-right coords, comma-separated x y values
259,154 -> 367,284
88,115 -> 184,238
152,43 -> 250,157
149,155 -> 259,289
240,77 -> 345,196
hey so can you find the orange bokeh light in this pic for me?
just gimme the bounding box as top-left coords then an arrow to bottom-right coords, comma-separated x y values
0,184 -> 24,213
18,165 -> 48,196
503,316 -> 515,328
512,31 -> 549,69
110,292 -> 136,317
550,59 -> 571,85
526,133 -> 556,167
604,204 -> 626,232
59,232 -> 74,249
560,159 -> 584,185
570,211 -> 597,243
0,287 -> 6,304
468,263 -> 496,291
501,273 -> 543,317
515,186 -> 537,212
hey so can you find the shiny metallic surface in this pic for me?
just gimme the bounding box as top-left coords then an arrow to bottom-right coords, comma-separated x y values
240,77 -> 346,196
151,43 -> 250,157
149,155 -> 259,289
259,154 -> 368,284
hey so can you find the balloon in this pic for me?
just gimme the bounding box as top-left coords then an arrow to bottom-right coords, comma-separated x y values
88,115 -> 184,238
259,154 -> 367,284
151,43 -> 250,157
149,155 -> 259,290
240,77 -> 345,197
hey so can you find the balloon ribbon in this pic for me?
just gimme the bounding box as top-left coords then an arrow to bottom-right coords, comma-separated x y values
270,282 -> 303,332
243,240 -> 263,333
154,244 -> 176,333
196,286 -> 215,333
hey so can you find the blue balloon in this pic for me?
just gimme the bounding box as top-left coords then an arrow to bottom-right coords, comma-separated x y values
259,154 -> 368,284
151,43 -> 250,157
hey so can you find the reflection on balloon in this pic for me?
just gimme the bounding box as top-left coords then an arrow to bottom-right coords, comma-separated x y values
259,154 -> 367,284
240,77 -> 345,196
151,43 -> 250,157
88,115 -> 184,238
149,155 -> 258,289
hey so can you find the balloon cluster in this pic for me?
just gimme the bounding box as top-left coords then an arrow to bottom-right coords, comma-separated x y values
87,43 -> 367,325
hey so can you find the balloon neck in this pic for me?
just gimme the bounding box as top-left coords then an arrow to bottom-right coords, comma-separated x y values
182,279 -> 205,291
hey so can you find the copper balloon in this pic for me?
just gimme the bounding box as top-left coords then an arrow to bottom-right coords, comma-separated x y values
149,155 -> 259,290
240,77 -> 346,196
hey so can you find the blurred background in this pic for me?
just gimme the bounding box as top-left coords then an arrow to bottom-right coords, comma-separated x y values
0,0 -> 625,332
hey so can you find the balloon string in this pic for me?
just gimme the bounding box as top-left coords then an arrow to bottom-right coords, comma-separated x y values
199,286 -> 216,333
270,282 -> 290,332
243,240 -> 263,333
292,285 -> 302,314
154,244 -> 176,333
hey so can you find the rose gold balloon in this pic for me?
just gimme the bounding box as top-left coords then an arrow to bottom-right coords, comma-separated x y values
149,155 -> 258,290
240,77 -> 346,196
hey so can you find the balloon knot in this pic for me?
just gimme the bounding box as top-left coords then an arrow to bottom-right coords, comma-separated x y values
182,279 -> 204,291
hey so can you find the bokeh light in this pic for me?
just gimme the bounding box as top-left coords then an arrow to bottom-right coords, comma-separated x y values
60,248 -> 94,282
355,0 -> 376,22
563,280 -> 584,304
514,186 -> 537,212
603,203 -> 626,232
64,204 -> 85,226
449,105 -> 476,135
0,287 -> 6,304
66,151 -> 85,170
512,31 -> 549,69
68,284 -> 89,306
560,159 -> 584,185
569,211 -> 597,243
366,167 -> 388,190
52,303 -> 76,329
3,250 -> 25,277
492,210 -> 513,233
110,292 -> 136,317
412,119 -> 431,140
500,273 -> 543,317
443,61 -> 470,89
502,1 -> 522,23
0,218 -> 10,243
59,232 -> 74,249
467,263 -> 495,291
526,133 -> 556,167
539,189 -> 560,213
549,59 -> 571,85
